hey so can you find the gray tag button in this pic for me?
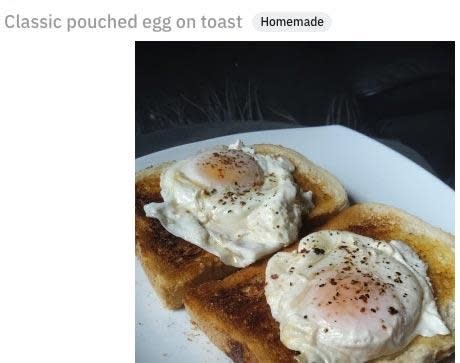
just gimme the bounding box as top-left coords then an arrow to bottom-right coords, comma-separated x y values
253,13 -> 331,32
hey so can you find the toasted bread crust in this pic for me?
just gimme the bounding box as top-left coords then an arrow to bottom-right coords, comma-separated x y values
136,144 -> 348,309
253,144 -> 349,226
185,259 -> 295,363
135,162 -> 237,309
184,203 -> 454,362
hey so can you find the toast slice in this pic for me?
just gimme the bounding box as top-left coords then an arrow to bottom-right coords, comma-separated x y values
184,203 -> 454,362
136,144 -> 348,309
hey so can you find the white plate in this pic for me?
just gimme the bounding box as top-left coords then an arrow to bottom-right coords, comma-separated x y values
135,125 -> 454,362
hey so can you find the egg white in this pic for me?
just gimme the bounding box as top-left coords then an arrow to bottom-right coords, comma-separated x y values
265,230 -> 449,363
144,142 -> 313,267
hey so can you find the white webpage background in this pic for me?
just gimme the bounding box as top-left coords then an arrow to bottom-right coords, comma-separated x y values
0,1 -> 458,362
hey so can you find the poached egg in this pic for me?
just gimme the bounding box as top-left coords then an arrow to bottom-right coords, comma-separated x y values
144,141 -> 313,267
265,230 -> 449,362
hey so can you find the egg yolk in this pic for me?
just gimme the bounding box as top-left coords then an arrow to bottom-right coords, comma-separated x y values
300,271 -> 400,334
185,149 -> 264,189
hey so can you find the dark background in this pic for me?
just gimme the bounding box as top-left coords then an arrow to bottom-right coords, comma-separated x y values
136,42 -> 454,188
